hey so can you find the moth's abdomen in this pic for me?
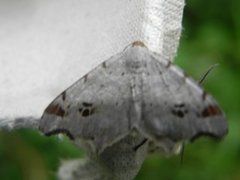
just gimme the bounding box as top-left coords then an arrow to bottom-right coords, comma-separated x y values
95,130 -> 148,180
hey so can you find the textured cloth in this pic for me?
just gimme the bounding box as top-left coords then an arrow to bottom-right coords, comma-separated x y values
0,0 -> 184,119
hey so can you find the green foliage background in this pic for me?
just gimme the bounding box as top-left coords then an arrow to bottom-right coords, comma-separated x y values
0,0 -> 239,179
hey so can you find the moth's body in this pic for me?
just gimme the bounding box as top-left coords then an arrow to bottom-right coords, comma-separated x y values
40,41 -> 227,180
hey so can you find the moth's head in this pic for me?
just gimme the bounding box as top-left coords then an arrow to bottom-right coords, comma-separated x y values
121,41 -> 151,73
132,41 -> 146,48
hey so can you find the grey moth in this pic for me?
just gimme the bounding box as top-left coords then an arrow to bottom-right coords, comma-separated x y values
39,41 -> 228,180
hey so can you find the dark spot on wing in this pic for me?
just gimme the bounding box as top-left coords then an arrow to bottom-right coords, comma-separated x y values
61,91 -> 66,101
82,102 -> 93,107
45,129 -> 74,140
82,109 -> 90,117
121,72 -> 125,76
83,74 -> 88,83
102,62 -> 107,68
79,102 -> 95,117
172,103 -> 188,118
45,104 -> 65,117
177,111 -> 185,118
202,105 -> 222,117
172,109 -> 185,118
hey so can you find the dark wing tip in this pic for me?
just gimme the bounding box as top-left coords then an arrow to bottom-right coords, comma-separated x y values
44,103 -> 65,117
190,118 -> 228,142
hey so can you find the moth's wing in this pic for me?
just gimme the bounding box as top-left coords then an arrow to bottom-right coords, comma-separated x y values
0,117 -> 39,130
139,55 -> 228,152
39,52 -> 133,153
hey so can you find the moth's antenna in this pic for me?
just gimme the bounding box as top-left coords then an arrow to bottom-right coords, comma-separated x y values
180,142 -> 185,164
199,64 -> 219,85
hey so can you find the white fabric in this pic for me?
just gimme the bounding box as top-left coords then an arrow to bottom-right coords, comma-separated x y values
0,0 -> 184,119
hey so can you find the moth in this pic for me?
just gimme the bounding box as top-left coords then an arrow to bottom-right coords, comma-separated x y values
39,41 -> 227,180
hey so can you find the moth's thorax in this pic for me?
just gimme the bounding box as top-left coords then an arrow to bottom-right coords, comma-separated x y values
123,46 -> 149,74
122,46 -> 151,128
